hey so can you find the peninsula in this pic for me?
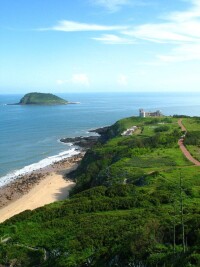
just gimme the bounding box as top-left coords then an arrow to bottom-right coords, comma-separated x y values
17,92 -> 69,105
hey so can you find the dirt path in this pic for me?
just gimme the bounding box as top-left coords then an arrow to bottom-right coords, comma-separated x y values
178,119 -> 200,166
178,118 -> 187,132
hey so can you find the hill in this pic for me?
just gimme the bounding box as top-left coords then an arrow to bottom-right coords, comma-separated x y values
18,92 -> 69,105
1,116 -> 200,266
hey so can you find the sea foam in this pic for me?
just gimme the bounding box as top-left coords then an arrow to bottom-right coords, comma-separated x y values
0,148 -> 80,187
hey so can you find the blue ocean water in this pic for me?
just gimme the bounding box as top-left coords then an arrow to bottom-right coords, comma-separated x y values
0,92 -> 200,186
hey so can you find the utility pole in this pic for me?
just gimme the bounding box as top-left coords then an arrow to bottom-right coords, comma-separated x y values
173,202 -> 176,254
180,172 -> 185,253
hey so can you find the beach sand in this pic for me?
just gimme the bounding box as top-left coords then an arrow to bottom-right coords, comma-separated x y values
0,153 -> 84,223
0,172 -> 75,223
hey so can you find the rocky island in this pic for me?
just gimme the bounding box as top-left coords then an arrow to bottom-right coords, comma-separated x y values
16,92 -> 69,105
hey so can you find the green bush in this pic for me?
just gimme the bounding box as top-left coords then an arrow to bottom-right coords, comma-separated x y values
154,125 -> 170,132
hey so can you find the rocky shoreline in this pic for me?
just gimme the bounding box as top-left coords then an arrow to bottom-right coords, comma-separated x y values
0,153 -> 84,209
0,126 -> 109,210
60,126 -> 110,149
60,136 -> 100,149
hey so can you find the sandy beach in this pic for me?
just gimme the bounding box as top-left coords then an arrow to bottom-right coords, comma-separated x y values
0,153 -> 84,223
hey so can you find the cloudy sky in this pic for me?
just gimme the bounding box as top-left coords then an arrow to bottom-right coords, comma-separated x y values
1,0 -> 200,93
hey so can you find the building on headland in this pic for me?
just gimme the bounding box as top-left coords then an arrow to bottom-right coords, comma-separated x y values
139,109 -> 162,118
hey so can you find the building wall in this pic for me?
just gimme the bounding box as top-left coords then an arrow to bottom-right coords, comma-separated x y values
139,109 -> 162,117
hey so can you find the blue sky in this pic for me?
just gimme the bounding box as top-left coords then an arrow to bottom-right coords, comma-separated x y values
1,0 -> 200,93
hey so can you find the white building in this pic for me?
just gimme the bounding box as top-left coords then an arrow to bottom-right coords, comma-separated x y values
139,109 -> 162,118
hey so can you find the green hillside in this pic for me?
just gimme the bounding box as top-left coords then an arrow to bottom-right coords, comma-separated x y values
18,92 -> 68,105
1,116 -> 200,266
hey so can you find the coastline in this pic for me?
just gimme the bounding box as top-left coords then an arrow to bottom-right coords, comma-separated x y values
0,125 -> 107,223
0,153 -> 84,223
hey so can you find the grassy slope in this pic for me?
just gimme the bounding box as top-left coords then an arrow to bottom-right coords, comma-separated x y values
182,117 -> 200,161
1,116 -> 200,267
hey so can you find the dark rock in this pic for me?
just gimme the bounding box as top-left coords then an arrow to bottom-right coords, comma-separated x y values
60,136 -> 99,149
89,126 -> 110,135
60,126 -> 111,150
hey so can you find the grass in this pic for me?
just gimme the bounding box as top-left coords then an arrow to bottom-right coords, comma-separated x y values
182,117 -> 200,131
180,118 -> 200,161
186,145 -> 200,161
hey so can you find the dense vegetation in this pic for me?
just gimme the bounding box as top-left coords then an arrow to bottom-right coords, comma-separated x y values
1,116 -> 200,266
18,92 -> 68,105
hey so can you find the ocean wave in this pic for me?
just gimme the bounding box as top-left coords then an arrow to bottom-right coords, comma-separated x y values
65,142 -> 74,146
0,148 -> 80,187
57,139 -> 75,147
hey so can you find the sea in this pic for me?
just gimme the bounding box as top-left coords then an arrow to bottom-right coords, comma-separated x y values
0,92 -> 200,187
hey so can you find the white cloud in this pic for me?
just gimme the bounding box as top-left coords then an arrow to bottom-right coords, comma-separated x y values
72,74 -> 90,86
122,0 -> 200,62
92,34 -> 135,44
124,22 -> 200,44
92,0 -> 130,12
118,74 -> 128,86
157,43 -> 200,62
56,74 -> 90,86
164,0 -> 200,22
43,1 -> 200,62
40,20 -> 126,32
91,0 -> 148,12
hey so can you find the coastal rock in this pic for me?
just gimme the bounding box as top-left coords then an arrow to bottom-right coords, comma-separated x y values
60,126 -> 111,149
89,126 -> 111,141
60,136 -> 100,149
89,126 -> 110,135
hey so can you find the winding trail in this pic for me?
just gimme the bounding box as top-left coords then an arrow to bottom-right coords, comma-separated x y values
178,119 -> 200,166
178,119 -> 187,132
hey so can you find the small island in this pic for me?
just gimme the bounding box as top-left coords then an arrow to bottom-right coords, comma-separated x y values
17,92 -> 69,105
